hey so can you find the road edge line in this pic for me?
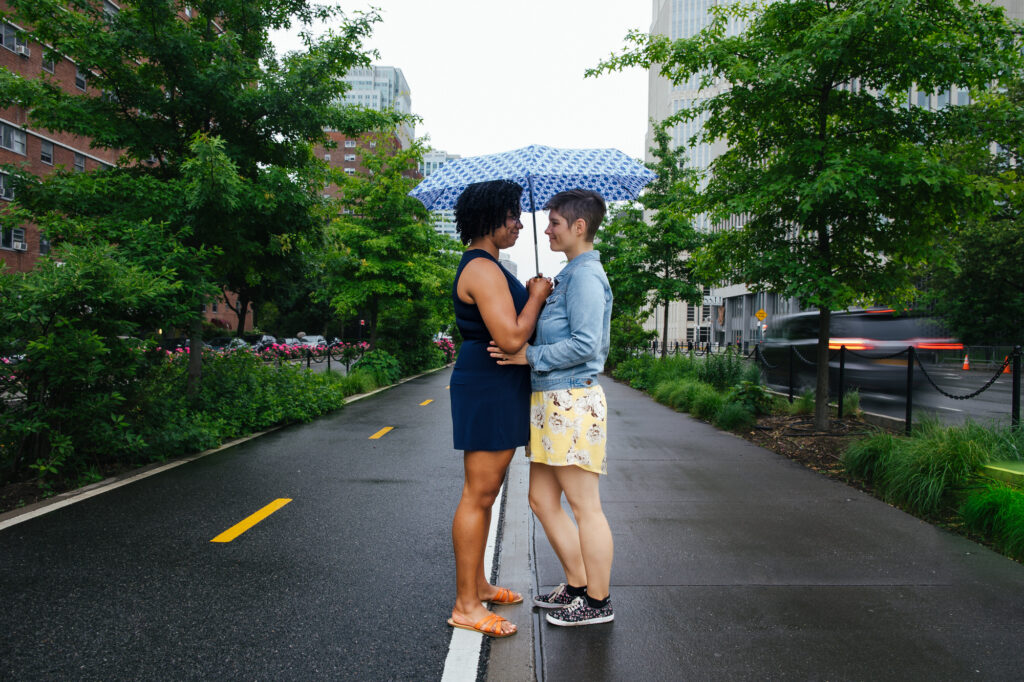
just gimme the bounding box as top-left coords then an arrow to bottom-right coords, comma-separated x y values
0,364 -> 454,532
441,481 -> 506,681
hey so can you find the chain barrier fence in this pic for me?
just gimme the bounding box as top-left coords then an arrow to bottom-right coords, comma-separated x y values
746,343 -> 1022,434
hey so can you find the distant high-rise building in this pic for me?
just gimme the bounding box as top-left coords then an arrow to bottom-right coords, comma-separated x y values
338,65 -> 413,148
419,149 -> 461,240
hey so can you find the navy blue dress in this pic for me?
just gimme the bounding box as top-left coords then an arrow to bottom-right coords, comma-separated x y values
450,249 -> 531,451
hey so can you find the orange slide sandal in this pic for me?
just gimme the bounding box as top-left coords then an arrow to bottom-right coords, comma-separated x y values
447,612 -> 517,638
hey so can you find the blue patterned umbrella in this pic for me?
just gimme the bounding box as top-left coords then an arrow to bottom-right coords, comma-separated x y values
408,144 -> 656,272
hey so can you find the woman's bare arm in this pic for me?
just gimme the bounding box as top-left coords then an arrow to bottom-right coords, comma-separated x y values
457,259 -> 551,352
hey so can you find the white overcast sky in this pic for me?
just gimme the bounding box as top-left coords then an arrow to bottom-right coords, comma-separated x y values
271,0 -> 654,279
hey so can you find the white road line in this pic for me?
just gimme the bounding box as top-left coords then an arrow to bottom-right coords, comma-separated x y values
441,482 -> 505,682
0,429 -> 282,532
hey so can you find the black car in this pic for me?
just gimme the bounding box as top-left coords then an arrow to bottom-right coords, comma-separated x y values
761,310 -> 961,394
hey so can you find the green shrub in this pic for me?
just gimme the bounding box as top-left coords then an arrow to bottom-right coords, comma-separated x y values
714,402 -> 756,431
340,369 -> 379,396
881,419 -> 992,515
841,389 -> 862,417
960,484 -> 1024,560
696,349 -> 748,391
842,430 -> 898,483
352,349 -> 403,386
651,379 -> 678,405
789,390 -> 815,415
691,384 -> 725,421
667,380 -> 703,412
725,380 -> 773,415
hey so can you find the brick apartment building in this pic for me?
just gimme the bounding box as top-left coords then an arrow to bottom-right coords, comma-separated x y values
0,1 -> 252,332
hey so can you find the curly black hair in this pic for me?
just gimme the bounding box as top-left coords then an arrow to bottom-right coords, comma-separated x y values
454,180 -> 523,246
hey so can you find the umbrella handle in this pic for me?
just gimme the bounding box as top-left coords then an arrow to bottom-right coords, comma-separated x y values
528,176 -> 539,275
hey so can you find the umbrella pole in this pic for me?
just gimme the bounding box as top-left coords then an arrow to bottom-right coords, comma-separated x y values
528,176 -> 539,275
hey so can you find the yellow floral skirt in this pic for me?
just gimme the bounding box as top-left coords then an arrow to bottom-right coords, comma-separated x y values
526,385 -> 608,475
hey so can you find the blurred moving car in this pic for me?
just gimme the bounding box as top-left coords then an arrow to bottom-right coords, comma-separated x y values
761,309 -> 962,394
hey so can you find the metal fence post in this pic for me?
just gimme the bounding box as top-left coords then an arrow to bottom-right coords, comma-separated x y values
306,348 -> 311,370
327,348 -> 331,373
905,346 -> 915,436
1013,345 -> 1021,429
838,345 -> 846,419
787,345 -> 794,403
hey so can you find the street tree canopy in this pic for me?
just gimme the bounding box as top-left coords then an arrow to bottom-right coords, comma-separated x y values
592,0 -> 1024,429
0,0 -> 401,392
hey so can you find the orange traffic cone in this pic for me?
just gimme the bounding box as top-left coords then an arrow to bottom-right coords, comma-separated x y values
1003,356 -> 1011,374
962,353 -> 970,370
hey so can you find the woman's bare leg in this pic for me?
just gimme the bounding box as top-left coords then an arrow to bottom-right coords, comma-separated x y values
555,466 -> 612,600
528,462 -> 587,587
451,448 -> 516,634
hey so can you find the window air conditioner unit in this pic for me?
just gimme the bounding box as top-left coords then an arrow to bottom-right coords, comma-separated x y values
13,241 -> 27,251
15,45 -> 30,58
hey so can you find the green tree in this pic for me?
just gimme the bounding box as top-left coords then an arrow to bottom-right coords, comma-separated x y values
321,137 -> 459,354
593,0 -> 1023,429
595,126 -> 704,360
596,204 -> 655,366
927,80 -> 1024,345
0,0 -> 399,393
638,125 -> 705,357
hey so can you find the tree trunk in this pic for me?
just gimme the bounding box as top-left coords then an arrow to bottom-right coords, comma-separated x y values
661,300 -> 669,358
186,314 -> 203,400
815,307 -> 831,432
234,293 -> 250,338
367,297 -> 379,349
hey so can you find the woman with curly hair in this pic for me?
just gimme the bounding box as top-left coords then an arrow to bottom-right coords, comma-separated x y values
447,179 -> 552,638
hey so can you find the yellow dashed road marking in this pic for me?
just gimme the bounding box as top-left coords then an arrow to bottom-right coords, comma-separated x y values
369,426 -> 394,439
211,498 -> 292,543
420,399 -> 433,406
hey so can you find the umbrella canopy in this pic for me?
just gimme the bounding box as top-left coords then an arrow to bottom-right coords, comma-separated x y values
409,144 -> 655,212
408,144 -> 656,273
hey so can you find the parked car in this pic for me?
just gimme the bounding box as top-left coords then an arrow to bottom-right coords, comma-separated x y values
244,334 -> 278,352
761,310 -> 961,395
282,337 -> 301,346
297,335 -> 327,347
205,336 -> 232,350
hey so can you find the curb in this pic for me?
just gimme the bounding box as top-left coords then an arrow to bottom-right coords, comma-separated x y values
0,363 -> 453,531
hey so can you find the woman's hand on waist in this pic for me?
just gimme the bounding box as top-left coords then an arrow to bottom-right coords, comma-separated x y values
487,340 -> 529,365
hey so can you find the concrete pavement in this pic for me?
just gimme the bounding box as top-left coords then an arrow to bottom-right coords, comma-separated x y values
490,378 -> 1024,681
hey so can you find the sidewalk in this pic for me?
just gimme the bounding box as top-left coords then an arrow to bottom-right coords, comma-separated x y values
491,378 -> 1024,681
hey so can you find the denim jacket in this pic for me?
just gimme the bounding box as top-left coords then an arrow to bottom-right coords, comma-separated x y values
526,250 -> 612,391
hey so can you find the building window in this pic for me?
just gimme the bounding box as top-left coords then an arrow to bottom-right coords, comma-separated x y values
39,234 -> 50,255
344,167 -> 355,175
40,140 -> 53,165
687,305 -> 696,322
75,67 -> 87,91
102,1 -> 119,19
916,89 -> 930,109
0,123 -> 27,155
936,88 -> 950,110
344,140 -> 357,148
323,153 -> 331,161
0,173 -> 14,200
0,22 -> 26,53
956,88 -> 970,106
1,227 -> 26,250
184,6 -> 192,17
42,58 -> 55,74
211,301 -> 218,313
73,153 -> 86,173
344,153 -> 356,161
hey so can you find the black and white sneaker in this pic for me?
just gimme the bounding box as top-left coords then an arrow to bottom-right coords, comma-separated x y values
533,583 -> 576,609
545,596 -> 614,626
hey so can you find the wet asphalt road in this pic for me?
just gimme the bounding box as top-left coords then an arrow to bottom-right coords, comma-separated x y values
0,369 -> 461,681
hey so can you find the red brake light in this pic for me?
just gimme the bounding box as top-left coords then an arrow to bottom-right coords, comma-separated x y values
829,338 -> 875,351
915,341 -> 963,350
